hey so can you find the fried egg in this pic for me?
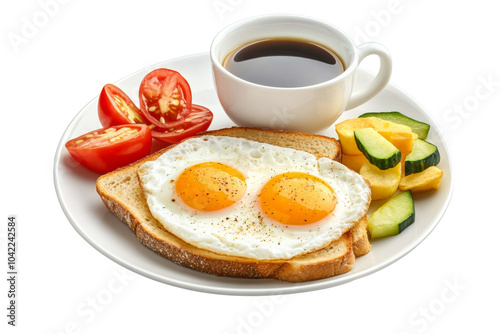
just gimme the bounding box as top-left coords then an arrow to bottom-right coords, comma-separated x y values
137,135 -> 371,260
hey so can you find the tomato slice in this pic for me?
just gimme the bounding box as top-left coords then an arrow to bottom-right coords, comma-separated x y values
98,84 -> 146,127
65,124 -> 152,174
151,104 -> 213,144
138,68 -> 192,129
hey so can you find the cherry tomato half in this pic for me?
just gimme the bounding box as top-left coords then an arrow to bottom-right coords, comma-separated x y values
98,84 -> 146,127
65,124 -> 152,174
138,68 -> 192,129
151,104 -> 213,144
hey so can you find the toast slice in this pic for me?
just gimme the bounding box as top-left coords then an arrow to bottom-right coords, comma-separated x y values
351,215 -> 371,257
96,127 -> 370,282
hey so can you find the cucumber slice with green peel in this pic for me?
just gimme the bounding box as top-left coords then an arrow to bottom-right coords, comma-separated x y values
405,139 -> 440,175
354,127 -> 401,170
359,111 -> 430,139
368,191 -> 415,238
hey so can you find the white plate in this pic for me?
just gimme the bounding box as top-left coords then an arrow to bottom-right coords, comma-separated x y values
54,53 -> 453,296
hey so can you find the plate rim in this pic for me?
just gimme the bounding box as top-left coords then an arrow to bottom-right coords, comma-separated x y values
53,52 -> 454,296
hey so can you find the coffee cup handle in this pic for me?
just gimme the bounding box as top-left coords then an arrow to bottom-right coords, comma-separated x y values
346,42 -> 392,110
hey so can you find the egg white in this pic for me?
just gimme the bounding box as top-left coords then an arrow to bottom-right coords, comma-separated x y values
137,135 -> 371,260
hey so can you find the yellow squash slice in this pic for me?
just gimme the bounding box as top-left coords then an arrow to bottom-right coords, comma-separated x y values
360,162 -> 401,200
399,166 -> 443,193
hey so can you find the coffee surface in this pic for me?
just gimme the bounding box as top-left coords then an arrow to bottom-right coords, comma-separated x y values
223,38 -> 344,88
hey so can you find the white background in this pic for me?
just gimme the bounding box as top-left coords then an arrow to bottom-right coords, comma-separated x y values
2,0 -> 499,333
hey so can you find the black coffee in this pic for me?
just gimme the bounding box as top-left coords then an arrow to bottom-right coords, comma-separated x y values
223,38 -> 344,88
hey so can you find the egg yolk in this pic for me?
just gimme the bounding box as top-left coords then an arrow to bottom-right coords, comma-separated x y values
259,172 -> 337,225
175,162 -> 247,211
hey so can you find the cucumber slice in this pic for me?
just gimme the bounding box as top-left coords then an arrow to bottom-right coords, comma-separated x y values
405,139 -> 440,175
354,128 -> 401,170
359,111 -> 430,139
368,191 -> 415,238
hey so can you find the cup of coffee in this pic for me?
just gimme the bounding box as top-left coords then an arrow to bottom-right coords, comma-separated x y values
210,14 -> 392,133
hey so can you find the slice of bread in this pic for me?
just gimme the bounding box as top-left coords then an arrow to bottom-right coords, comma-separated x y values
96,127 -> 370,282
351,215 -> 372,257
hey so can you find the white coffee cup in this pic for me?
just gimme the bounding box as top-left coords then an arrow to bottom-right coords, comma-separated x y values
210,14 -> 392,133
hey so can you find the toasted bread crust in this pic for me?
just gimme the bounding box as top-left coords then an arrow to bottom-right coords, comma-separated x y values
351,215 -> 372,257
96,127 -> 369,282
